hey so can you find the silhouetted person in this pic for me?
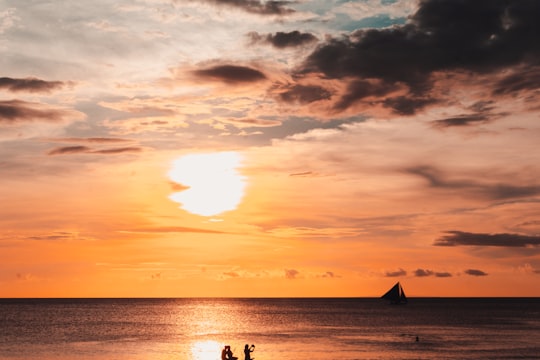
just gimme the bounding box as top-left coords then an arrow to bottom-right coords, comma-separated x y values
224,345 -> 237,360
416,336 -> 419,342
244,344 -> 255,360
221,346 -> 228,360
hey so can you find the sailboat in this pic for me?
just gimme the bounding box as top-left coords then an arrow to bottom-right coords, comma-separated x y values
381,282 -> 408,304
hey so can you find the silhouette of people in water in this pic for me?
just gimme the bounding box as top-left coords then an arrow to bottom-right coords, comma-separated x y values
221,345 -> 237,360
244,344 -> 255,360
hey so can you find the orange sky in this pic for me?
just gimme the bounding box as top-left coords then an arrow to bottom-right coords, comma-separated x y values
1,0 -> 539,297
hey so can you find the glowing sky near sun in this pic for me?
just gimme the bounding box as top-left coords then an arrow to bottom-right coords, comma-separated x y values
168,152 -> 246,216
0,0 -> 539,298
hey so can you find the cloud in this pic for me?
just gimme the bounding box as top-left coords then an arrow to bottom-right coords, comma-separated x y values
26,231 -> 83,241
434,272 -> 452,278
432,114 -> 491,128
47,146 -> 143,155
91,147 -> 142,154
385,268 -> 406,277
413,268 -> 433,277
0,77 -> 66,93
320,271 -> 341,278
284,268 -> 299,279
297,0 -> 540,114
0,8 -> 19,34
47,146 -> 91,155
0,99 -> 82,124
434,231 -> 540,248
195,0 -> 296,16
405,165 -> 540,200
219,117 -> 282,128
493,67 -> 540,95
277,84 -> 333,104
223,271 -> 240,278
413,268 -> 453,277
193,64 -> 267,84
289,171 -> 313,177
248,30 -> 317,48
464,269 -> 488,276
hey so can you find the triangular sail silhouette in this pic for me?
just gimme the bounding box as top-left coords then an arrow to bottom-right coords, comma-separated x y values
381,282 -> 408,304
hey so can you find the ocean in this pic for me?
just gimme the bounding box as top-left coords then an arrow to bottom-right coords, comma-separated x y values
0,298 -> 538,360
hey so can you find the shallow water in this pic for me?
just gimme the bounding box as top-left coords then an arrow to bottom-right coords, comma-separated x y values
0,298 -> 539,359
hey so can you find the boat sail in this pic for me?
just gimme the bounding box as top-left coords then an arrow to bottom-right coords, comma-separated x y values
381,282 -> 408,304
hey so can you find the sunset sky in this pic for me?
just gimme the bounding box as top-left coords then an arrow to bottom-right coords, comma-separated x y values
1,0 -> 539,297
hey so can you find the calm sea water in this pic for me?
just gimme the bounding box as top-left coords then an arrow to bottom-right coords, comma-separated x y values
0,298 -> 539,360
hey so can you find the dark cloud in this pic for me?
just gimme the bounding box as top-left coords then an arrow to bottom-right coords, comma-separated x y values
414,268 -> 453,277
289,171 -> 313,177
435,272 -> 452,278
0,77 -> 65,93
406,165 -> 540,200
248,31 -> 317,48
464,269 -> 488,276
47,146 -> 142,155
92,147 -> 142,154
278,84 -> 332,104
285,268 -> 299,279
333,80 -> 395,111
434,231 -> 540,247
493,67 -> 540,95
193,65 -> 266,84
432,114 -> 490,128
385,268 -> 407,277
414,268 -> 433,277
198,0 -> 295,15
47,146 -> 91,155
26,231 -> 80,241
298,0 -> 540,113
0,99 -> 75,124
381,96 -> 437,115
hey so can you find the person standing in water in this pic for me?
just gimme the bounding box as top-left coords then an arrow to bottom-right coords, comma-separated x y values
243,344 -> 255,360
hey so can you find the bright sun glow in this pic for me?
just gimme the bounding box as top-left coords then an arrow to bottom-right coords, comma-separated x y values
168,152 -> 246,216
190,340 -> 224,360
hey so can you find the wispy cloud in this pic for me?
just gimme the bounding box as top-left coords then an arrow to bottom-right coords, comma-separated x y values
385,268 -> 407,277
47,146 -> 143,156
413,269 -> 452,277
464,269 -> 488,276
405,166 -> 540,200
285,268 -> 299,279
195,0 -> 296,16
248,30 -> 317,48
193,64 -> 267,84
0,100 -> 83,124
434,231 -> 540,248
0,77 -> 66,93
432,114 -> 491,128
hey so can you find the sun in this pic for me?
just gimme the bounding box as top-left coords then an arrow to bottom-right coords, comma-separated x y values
168,152 -> 246,217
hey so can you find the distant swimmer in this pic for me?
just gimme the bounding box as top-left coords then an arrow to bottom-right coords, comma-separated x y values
244,344 -> 255,360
